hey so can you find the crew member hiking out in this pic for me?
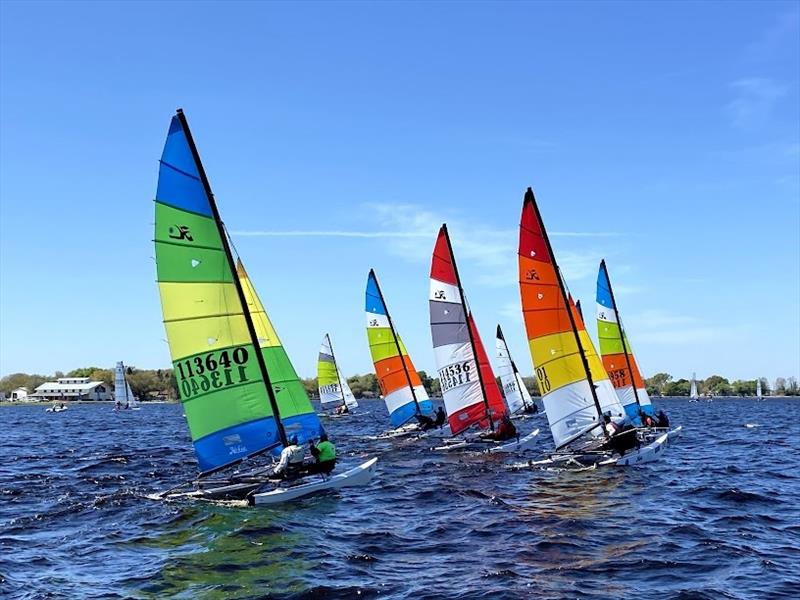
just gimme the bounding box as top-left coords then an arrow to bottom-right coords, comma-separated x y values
308,433 -> 337,475
415,412 -> 436,431
480,414 -> 517,442
272,436 -> 306,479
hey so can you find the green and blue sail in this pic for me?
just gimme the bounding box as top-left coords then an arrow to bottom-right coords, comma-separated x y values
154,112 -> 322,474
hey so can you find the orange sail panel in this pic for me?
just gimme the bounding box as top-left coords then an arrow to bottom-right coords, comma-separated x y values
518,188 -> 625,449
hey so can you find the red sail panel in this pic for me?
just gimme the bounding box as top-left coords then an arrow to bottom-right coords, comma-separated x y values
431,226 -> 458,285
468,314 -> 506,424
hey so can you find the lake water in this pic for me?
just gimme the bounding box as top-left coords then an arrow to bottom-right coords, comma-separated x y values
1,398 -> 798,599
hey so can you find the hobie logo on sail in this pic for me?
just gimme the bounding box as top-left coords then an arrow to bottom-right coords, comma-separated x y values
168,225 -> 193,241
434,290 -> 446,300
525,269 -> 540,281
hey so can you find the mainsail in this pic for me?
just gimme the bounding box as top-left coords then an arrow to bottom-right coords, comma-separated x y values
757,378 -> 762,399
495,325 -> 535,415
365,269 -> 432,426
690,373 -> 699,399
429,225 -> 506,435
154,110 -> 320,474
518,188 -> 626,449
596,260 -> 654,419
114,361 -> 136,405
317,334 -> 358,410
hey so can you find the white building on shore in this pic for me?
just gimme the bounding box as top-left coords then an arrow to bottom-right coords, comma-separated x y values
32,377 -> 111,401
9,387 -> 29,401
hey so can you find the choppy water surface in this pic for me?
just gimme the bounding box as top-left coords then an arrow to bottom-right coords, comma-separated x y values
1,399 -> 799,599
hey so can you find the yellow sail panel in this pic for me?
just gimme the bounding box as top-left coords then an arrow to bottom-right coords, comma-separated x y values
163,313 -> 252,359
237,263 -> 281,349
159,282 -> 242,322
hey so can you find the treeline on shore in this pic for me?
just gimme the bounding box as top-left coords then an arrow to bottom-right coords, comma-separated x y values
2,368 -> 798,401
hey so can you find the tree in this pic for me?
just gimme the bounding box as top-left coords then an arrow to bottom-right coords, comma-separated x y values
417,371 -> 436,397
758,377 -> 770,396
664,379 -> 690,396
645,373 -> 672,395
774,377 -> 787,395
346,373 -> 379,398
704,375 -> 731,396
787,377 -> 799,396
301,377 -> 318,397
521,376 -> 540,396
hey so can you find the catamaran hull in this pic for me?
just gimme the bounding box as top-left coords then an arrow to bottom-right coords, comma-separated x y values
517,430 -> 669,470
250,457 -> 378,505
433,428 -> 540,454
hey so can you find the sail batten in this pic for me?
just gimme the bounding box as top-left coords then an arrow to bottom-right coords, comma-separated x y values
518,189 -> 625,449
366,270 -> 431,426
429,225 -> 505,435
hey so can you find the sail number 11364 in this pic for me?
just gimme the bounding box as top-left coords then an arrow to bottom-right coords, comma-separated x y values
176,347 -> 250,399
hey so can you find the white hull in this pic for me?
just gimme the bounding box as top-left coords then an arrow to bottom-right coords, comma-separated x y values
515,430 -> 670,470
46,407 -> 67,413
434,428 -> 540,454
250,457 -> 378,505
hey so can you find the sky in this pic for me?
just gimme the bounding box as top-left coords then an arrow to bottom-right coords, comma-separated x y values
1,1 -> 798,385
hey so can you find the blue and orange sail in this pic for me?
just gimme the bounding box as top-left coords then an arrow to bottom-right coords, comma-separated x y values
365,269 -> 432,427
596,259 -> 653,419
154,110 -> 321,473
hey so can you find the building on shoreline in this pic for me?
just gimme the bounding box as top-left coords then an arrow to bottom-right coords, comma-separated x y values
9,387 -> 29,401
32,377 -> 111,402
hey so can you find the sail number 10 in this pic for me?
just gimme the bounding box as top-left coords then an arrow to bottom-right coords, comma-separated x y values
176,347 -> 250,399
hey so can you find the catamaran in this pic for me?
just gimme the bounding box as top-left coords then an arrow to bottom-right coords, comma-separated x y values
114,361 -> 139,410
496,324 -> 538,418
429,224 -> 539,454
516,188 -> 669,469
365,269 -> 435,437
597,261 -> 681,442
689,373 -> 700,402
153,109 -> 376,504
317,334 -> 359,416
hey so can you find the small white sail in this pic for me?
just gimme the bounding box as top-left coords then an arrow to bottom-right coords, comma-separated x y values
496,325 -> 534,415
690,372 -> 699,399
756,378 -> 762,400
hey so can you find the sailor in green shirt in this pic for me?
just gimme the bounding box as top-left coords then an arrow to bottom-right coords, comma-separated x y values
309,433 -> 337,475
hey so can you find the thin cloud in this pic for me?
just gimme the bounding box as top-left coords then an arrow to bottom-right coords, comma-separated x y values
726,78 -> 788,129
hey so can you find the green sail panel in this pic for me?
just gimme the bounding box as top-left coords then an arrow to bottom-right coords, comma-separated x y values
154,113 -> 280,473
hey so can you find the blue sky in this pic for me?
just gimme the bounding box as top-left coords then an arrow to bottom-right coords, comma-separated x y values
1,1 -> 798,384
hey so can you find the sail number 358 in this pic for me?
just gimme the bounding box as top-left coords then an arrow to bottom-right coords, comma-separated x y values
176,347 -> 250,399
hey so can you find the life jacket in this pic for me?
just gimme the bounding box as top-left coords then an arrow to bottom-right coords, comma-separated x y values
285,444 -> 305,464
316,440 -> 336,462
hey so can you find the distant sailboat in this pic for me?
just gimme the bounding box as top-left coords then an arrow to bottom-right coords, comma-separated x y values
317,334 -> 358,414
689,373 -> 699,402
114,361 -> 139,410
756,378 -> 763,401
495,324 -> 537,417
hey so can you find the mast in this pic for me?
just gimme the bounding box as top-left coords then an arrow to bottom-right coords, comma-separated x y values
525,188 -> 608,439
600,259 -> 643,412
441,224 -> 494,431
326,333 -> 348,407
497,324 -> 530,410
369,269 -> 422,415
176,109 -> 288,449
